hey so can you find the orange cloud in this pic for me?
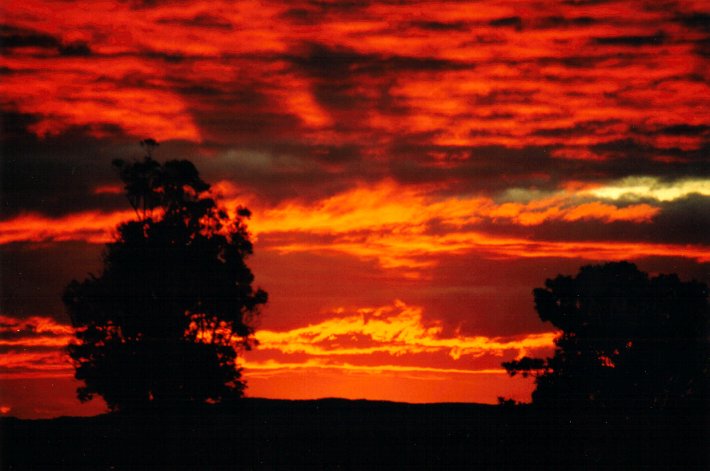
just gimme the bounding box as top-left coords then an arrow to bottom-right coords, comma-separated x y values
2,180 -> 706,270
241,358 -> 506,378
0,210 -> 132,244
0,303 -> 550,386
255,301 -> 557,360
248,180 -> 658,233
0,315 -> 74,335
3,0 -> 707,150
0,350 -> 73,378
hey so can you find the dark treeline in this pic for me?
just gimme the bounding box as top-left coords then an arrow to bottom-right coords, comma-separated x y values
2,398 -> 707,470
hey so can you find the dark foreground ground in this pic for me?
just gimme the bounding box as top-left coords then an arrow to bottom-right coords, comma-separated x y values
2,398 -> 707,470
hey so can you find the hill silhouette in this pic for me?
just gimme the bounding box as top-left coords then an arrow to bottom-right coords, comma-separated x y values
2,398 -> 706,469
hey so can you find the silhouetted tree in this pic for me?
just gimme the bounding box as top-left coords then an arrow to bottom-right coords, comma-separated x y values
64,140 -> 267,411
504,262 -> 708,409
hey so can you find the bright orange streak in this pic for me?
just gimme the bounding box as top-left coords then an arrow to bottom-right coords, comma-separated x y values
248,180 -> 658,233
241,359 -> 507,377
1,181 -> 706,268
0,210 -> 132,244
0,337 -> 73,347
0,315 -> 74,335
255,301 -> 557,360
271,234 -> 710,270
0,350 -> 73,377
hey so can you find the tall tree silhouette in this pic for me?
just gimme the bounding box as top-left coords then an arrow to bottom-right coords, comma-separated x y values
504,262 -> 708,409
64,140 -> 267,411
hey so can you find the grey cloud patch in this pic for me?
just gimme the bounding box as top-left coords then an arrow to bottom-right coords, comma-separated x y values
199,142 -> 381,205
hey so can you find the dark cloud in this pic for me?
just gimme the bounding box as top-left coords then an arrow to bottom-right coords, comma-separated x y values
531,121 -> 617,137
1,113 -> 129,217
589,139 -> 709,176
142,50 -> 190,63
648,194 -> 710,245
593,31 -> 667,46
410,21 -> 470,32
528,195 -> 710,246
199,142 -> 380,204
676,12 -> 710,32
289,43 -> 468,80
537,16 -> 596,28
58,42 -> 92,57
473,89 -> 539,106
388,144 -> 555,193
279,2 -> 374,24
156,13 -> 233,30
564,0 -> 616,5
122,0 -> 193,8
282,42 -> 468,140
1,25 -> 93,57
385,139 -> 710,197
0,25 -> 59,50
489,17 -> 523,30
660,124 -> 709,136
0,242 -> 103,320
532,121 -> 708,144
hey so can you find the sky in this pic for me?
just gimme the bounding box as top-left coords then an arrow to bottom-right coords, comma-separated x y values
1,0 -> 709,418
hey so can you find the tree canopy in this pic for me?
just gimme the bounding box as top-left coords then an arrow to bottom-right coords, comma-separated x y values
64,141 -> 267,411
504,262 -> 708,409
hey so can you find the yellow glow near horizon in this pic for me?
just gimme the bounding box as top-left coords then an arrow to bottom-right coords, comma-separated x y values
587,177 -> 710,202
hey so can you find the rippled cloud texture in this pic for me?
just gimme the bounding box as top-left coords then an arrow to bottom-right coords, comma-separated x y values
2,0 -> 709,417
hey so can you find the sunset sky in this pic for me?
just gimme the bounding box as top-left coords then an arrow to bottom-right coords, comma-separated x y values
2,0 -> 709,418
